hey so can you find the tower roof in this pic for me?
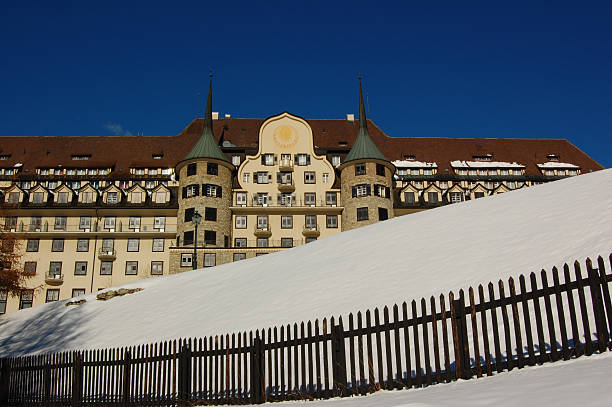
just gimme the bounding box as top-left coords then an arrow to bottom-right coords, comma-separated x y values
343,80 -> 389,164
183,80 -> 230,163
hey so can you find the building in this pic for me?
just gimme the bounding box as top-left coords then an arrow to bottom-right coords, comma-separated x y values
0,81 -> 603,314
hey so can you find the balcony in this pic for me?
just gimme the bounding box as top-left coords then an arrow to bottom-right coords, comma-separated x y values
302,225 -> 320,237
98,248 -> 117,260
45,273 -> 64,285
254,226 -> 272,238
279,159 -> 294,171
277,180 -> 295,193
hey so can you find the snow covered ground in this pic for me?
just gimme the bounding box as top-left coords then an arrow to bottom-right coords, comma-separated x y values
0,169 -> 611,357
239,351 -> 612,407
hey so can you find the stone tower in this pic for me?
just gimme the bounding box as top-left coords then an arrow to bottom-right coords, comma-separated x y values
175,79 -> 234,254
339,80 -> 395,231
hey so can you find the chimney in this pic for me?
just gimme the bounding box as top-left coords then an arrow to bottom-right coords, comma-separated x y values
212,112 -> 219,120
346,114 -> 355,122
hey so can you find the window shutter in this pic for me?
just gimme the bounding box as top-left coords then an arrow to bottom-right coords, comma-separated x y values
294,154 -> 298,162
277,173 -> 282,183
268,173 -> 272,182
385,187 -> 391,199
366,185 -> 371,196
306,154 -> 311,165
261,156 -> 265,165
274,154 -> 278,163
194,184 -> 200,196
182,187 -> 187,199
217,186 -> 222,198
352,186 -> 357,198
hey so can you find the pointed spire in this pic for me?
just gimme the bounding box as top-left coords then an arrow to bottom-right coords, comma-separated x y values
344,76 -> 388,164
183,73 -> 230,163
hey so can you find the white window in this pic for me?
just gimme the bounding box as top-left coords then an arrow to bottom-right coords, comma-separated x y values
46,289 -> 60,303
235,216 -> 247,229
106,192 -> 118,204
232,155 -> 241,166
331,156 -> 340,167
356,185 -> 368,197
101,238 -> 114,252
411,169 -> 420,175
131,191 -> 142,203
257,238 -> 269,248
500,169 -> 509,175
82,191 -> 94,203
152,238 -> 164,252
151,261 -> 163,275
326,192 -> 337,205
161,168 -> 172,175
104,217 -> 115,229
450,192 -> 463,203
243,173 -> 250,183
424,169 -> 433,175
281,215 -> 293,229
180,253 -> 193,267
54,216 -> 67,230
236,192 -> 247,205
305,215 -> 317,229
100,261 -> 113,275
439,182 -> 448,189
322,173 -> 329,183
304,172 -> 316,184
304,193 -> 316,205
125,261 -> 138,275
155,191 -> 166,203
279,193 -> 293,205
257,216 -> 268,230
507,182 -> 516,189
468,170 -> 476,176
255,193 -> 268,205
129,216 -> 141,229
233,253 -> 246,262
296,154 -> 309,166
326,215 -> 338,228
77,239 -> 89,252
127,238 -> 139,252
204,253 -> 216,267
186,185 -> 198,197
58,191 -> 69,203
74,261 -> 87,275
32,192 -> 44,203
397,169 -> 407,176
72,289 -> 86,298
8,192 -> 20,203
234,238 -> 247,248
263,154 -> 275,166
256,172 -> 269,184
152,216 -> 165,229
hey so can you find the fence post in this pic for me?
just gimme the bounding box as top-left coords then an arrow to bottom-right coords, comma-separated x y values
250,336 -> 265,404
451,293 -> 471,380
71,352 -> 83,407
0,359 -> 10,406
178,343 -> 191,405
330,323 -> 348,396
43,364 -> 51,407
122,350 -> 131,406
587,260 -> 609,352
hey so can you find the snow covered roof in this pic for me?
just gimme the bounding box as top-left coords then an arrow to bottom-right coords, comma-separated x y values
392,160 -> 437,168
537,162 -> 580,169
450,160 -> 525,168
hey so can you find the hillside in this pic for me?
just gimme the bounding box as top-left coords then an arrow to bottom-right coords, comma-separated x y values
0,169 -> 611,356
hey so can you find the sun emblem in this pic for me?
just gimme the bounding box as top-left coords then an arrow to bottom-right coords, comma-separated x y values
273,125 -> 298,148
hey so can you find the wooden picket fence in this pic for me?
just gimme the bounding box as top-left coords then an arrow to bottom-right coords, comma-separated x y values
1,254 -> 611,406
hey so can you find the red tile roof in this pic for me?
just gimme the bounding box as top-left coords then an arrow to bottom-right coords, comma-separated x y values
0,117 -> 603,176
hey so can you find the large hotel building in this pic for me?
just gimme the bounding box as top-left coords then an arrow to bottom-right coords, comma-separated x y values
0,82 -> 603,314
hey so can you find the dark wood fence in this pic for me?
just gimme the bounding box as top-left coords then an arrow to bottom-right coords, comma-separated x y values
1,254 -> 611,406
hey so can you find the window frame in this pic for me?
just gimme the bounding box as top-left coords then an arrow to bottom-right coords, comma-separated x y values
74,261 -> 87,275
100,261 -> 113,275
326,215 -> 338,229
127,238 -> 140,252
125,261 -> 138,275
151,261 -> 164,275
355,163 -> 366,176
357,207 -> 369,221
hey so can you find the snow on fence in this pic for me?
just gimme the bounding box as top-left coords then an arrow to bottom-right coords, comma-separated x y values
1,254 -> 611,406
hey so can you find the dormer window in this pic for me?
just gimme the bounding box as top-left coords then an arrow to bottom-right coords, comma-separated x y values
106,192 -> 118,204
473,154 -> 492,162
67,169 -> 76,175
76,169 -> 86,175
152,154 -> 163,160
404,155 -> 416,160
57,192 -> 69,203
0,154 -> 10,160
32,192 -> 44,203
135,168 -> 145,176
338,141 -> 348,147
547,154 -> 560,162
71,154 -> 91,160
7,192 -> 19,203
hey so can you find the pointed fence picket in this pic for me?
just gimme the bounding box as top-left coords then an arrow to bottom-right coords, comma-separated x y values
1,254 -> 611,406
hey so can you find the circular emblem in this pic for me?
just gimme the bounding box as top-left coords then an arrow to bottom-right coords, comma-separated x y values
273,125 -> 299,149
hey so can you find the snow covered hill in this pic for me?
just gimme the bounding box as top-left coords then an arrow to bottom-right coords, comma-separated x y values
0,169 -> 611,357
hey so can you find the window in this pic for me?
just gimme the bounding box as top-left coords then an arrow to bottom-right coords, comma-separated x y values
204,253 -> 216,267
450,192 -> 463,203
129,216 -> 141,229
79,191 -> 93,203
411,169 -> 420,176
127,238 -> 139,252
304,172 -> 316,184
353,184 -> 370,197
257,238 -> 269,248
376,164 -> 385,176
256,172 -> 269,184
304,193 -> 316,205
234,238 -> 247,248
331,155 -> 340,167
104,216 -> 116,230
100,261 -> 113,275
204,230 -> 216,245
106,192 -> 118,204
236,192 -> 247,205
131,191 -> 142,203
184,231 -> 194,246
233,253 -> 246,262
322,173 -> 329,183
79,216 -> 91,230
261,154 -> 275,166
305,215 -> 317,229
305,237 -> 317,243
474,192 -> 485,199
357,207 -> 369,221
50,261 -> 62,276
180,253 -> 193,267
152,238 -> 164,252
77,238 -> 89,252
52,238 -> 64,252
378,208 -> 389,221
45,289 -> 60,303
207,163 -> 218,175
295,154 -> 310,166
33,192 -> 44,203
404,192 -> 415,204
326,215 -> 338,229
253,217 -> 267,232
281,238 -> 293,248
4,216 -> 17,229
507,182 -> 516,189
325,192 -> 337,206
19,290 -> 33,309
151,261 -> 163,275
374,184 -> 388,198
184,208 -> 195,223
152,216 -> 165,230
355,163 -> 366,175
75,261 -> 87,275
232,155 -> 241,166
428,192 -> 439,203
243,173 -> 250,183
72,289 -> 86,298
278,193 -> 293,205
281,215 -> 293,229
205,207 -> 217,221
125,261 -> 138,275
26,239 -> 39,252
185,184 -> 199,198
8,192 -> 20,203
30,216 -> 42,231
57,192 -> 69,203
155,191 -> 166,203
187,163 -> 197,176
255,253 -> 268,257
24,261 -> 37,275
235,216 -> 247,229
0,290 -> 7,314
277,172 -> 292,185
203,184 -> 222,197
101,238 -> 114,252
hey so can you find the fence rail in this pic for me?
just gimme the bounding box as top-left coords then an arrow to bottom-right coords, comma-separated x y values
1,254 -> 611,406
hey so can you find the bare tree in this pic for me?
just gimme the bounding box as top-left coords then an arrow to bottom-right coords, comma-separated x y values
0,202 -> 31,295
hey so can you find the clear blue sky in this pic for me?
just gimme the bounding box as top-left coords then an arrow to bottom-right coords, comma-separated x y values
1,1 -> 610,167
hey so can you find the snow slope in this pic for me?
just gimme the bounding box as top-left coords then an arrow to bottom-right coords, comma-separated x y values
0,169 -> 611,357
237,351 -> 612,407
